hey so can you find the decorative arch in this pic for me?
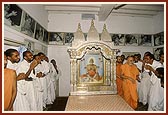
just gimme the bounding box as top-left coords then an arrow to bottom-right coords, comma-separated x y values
67,20 -> 118,95
68,42 -> 118,95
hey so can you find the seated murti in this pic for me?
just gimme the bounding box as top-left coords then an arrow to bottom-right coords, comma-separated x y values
81,58 -> 102,82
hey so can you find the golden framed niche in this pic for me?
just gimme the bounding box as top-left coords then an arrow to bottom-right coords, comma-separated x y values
67,20 -> 118,95
68,42 -> 118,95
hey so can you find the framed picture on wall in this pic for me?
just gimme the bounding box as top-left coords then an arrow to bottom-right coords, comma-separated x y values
154,32 -> 164,46
64,33 -> 74,45
125,34 -> 139,46
138,35 -> 152,46
111,34 -> 125,46
35,23 -> 44,41
21,12 -> 35,38
48,32 -> 64,45
43,29 -> 48,44
24,39 -> 34,53
4,4 -> 22,31
153,47 -> 164,61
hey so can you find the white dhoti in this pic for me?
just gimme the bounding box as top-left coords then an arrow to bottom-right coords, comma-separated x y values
138,72 -> 151,105
40,77 -> 48,108
25,81 -> 37,111
13,81 -> 30,111
148,74 -> 164,111
33,78 -> 43,111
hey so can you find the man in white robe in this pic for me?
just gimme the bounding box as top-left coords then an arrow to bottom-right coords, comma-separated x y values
38,52 -> 50,109
148,72 -> 164,111
50,59 -> 61,97
43,56 -> 55,105
33,55 -> 44,111
16,51 -> 39,111
147,67 -> 164,111
138,52 -> 163,106
134,54 -> 143,94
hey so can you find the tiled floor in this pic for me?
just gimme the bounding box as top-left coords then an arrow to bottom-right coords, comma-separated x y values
47,96 -> 148,111
65,95 -> 134,111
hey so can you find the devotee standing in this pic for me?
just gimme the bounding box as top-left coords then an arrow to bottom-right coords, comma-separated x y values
4,53 -> 17,111
33,54 -> 43,111
138,52 -> 152,106
38,52 -> 50,109
142,53 -> 163,111
121,56 -> 139,109
159,52 -> 164,66
116,56 -> 123,97
16,51 -> 39,111
134,54 -> 142,94
148,67 -> 164,111
50,59 -> 61,97
5,49 -> 30,111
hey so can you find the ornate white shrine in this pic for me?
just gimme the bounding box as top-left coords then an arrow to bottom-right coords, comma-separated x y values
67,20 -> 119,95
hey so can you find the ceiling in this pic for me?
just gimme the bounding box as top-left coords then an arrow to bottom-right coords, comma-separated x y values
43,4 -> 164,21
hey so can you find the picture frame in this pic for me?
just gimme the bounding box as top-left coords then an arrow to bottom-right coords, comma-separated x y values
125,34 -> 139,46
24,39 -> 34,53
153,47 -> 164,61
111,34 -> 125,46
48,32 -> 64,45
35,23 -> 44,41
138,35 -> 152,46
4,4 -> 23,31
21,12 -> 35,38
79,53 -> 104,84
64,33 -> 74,45
43,29 -> 49,44
154,32 -> 164,46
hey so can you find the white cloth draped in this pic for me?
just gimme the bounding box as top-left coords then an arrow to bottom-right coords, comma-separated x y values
138,60 -> 163,105
37,60 -> 50,108
148,73 -> 164,111
16,60 -> 37,111
7,60 -> 30,111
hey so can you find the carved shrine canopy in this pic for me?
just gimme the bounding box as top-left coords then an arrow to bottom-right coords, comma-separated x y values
68,20 -> 118,95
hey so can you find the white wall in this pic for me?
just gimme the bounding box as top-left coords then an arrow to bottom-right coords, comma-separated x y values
48,13 -> 155,34
48,45 -> 71,96
48,14 -> 105,33
106,15 -> 154,34
153,12 -> 164,33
